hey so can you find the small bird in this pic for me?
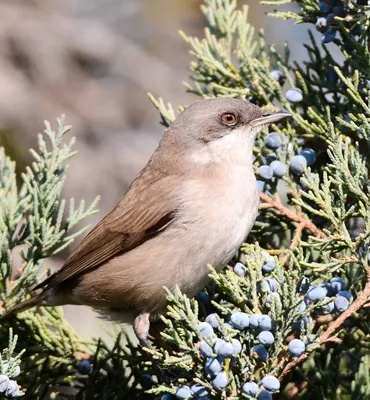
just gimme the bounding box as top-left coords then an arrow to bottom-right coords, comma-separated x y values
4,98 -> 290,347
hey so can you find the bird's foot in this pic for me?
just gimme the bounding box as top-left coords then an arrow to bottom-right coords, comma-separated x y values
134,312 -> 167,383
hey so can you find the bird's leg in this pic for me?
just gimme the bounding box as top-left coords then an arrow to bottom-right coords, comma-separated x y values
134,312 -> 168,383
134,312 -> 152,349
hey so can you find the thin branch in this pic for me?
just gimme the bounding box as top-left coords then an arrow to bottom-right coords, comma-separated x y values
320,270 -> 370,343
280,269 -> 370,380
259,192 -> 326,238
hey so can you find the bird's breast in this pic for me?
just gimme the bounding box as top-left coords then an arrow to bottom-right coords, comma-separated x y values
172,162 -> 259,295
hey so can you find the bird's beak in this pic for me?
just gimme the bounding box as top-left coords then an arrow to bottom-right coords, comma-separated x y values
252,111 -> 292,127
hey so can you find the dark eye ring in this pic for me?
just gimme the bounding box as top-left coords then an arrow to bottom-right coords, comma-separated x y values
221,112 -> 238,126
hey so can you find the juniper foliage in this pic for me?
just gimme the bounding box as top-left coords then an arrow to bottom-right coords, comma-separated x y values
1,0 -> 370,399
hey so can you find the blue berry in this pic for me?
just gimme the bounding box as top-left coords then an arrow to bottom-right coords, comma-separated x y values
200,340 -> 213,357
205,358 -> 222,376
334,295 -> 349,312
10,366 -> 20,379
339,115 -> 352,133
333,5 -> 346,16
77,360 -> 92,374
249,314 -> 262,329
242,381 -> 259,396
327,68 -> 338,85
296,137 -> 304,144
213,338 -> 224,350
322,28 -> 336,43
230,312 -> 250,330
258,315 -> 273,331
197,292 -> 210,306
326,13 -> 340,26
299,277 -> 310,294
267,153 -> 278,163
270,70 -> 284,83
288,339 -> 305,357
5,381 -> 19,398
216,341 -> 235,358
223,322 -> 234,330
350,230 -> 361,240
198,322 -> 214,338
190,384 -> 208,398
263,278 -> 278,292
262,256 -> 276,272
258,166 -> 273,181
176,386 -> 193,399
270,160 -> 286,178
286,88 -> 303,103
258,331 -> 275,346
294,316 -> 312,332
319,1 -> 330,13
299,148 -> 316,166
264,132 -> 282,150
306,285 -> 326,302
261,375 -> 280,392
330,277 -> 346,293
231,338 -> 242,354
290,155 -> 307,175
142,374 -> 153,389
299,301 -> 307,313
252,345 -> 269,361
258,390 -> 272,400
319,281 -> 334,297
161,395 -> 174,400
205,314 -> 220,329
338,290 -> 353,302
211,371 -> 228,390
316,17 -> 328,32
321,297 -> 335,314
266,292 -> 281,305
233,262 -> 246,277
257,180 -> 265,192
0,375 -> 9,394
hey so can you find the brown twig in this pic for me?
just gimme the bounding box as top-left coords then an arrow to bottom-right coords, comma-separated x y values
259,192 -> 326,238
279,270 -> 370,380
320,271 -> 370,343
280,222 -> 305,266
290,223 -> 305,250
285,380 -> 309,399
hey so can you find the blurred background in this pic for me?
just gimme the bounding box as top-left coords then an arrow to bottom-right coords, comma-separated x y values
0,0 -> 305,340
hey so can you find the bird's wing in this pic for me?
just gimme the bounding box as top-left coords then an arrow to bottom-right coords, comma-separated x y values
34,171 -> 181,292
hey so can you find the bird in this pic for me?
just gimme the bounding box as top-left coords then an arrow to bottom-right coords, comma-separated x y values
4,98 -> 290,348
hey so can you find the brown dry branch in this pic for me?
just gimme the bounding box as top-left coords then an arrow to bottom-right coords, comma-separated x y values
282,380 -> 308,399
259,192 -> 326,239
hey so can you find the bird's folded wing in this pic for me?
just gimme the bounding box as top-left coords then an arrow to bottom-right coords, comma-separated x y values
34,173 -> 180,292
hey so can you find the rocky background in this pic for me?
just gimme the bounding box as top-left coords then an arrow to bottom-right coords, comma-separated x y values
0,0 -> 305,339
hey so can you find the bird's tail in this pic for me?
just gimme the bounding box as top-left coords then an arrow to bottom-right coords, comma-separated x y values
2,292 -> 46,319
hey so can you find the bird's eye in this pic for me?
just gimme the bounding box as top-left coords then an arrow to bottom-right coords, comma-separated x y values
221,112 -> 238,126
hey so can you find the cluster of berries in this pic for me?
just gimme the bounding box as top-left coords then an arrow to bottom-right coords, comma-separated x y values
257,130 -> 316,190
316,1 -> 348,43
160,255 -> 283,399
302,276 -> 353,315
163,250 -> 353,399
171,311 -> 279,399
0,360 -> 21,399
